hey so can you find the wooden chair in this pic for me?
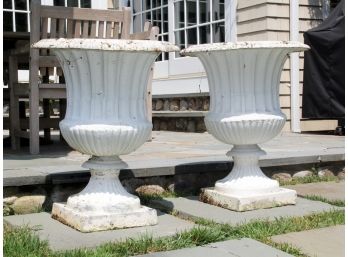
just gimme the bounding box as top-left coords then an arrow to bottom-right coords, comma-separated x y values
9,0 -> 158,154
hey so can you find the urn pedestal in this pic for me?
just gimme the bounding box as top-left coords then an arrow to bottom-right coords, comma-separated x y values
181,41 -> 309,211
33,39 -> 179,231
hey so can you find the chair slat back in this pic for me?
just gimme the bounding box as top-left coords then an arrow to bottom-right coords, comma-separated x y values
38,6 -> 131,40
31,0 -> 132,77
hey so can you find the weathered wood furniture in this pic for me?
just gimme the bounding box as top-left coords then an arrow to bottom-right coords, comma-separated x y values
9,0 -> 158,154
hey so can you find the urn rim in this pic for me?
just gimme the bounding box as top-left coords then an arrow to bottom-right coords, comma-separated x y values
32,38 -> 180,52
180,41 -> 309,55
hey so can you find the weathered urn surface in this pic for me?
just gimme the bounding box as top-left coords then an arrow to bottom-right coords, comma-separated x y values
33,38 -> 179,232
181,41 -> 309,211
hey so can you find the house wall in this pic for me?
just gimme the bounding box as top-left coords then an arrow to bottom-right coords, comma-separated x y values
151,0 -> 337,132
236,0 -> 337,131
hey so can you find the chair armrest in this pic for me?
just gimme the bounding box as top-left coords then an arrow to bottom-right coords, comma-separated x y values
129,31 -> 151,40
129,22 -> 159,40
148,26 -> 159,40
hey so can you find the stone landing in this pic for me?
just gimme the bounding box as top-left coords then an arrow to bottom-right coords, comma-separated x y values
4,211 -> 195,251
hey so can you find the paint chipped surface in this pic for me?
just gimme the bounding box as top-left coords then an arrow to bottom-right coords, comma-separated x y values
181,41 -> 309,55
32,38 -> 179,52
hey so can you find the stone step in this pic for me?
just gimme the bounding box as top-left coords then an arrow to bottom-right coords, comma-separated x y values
284,181 -> 345,201
4,211 -> 195,251
148,197 -> 343,225
4,131 -> 345,187
271,225 -> 344,257
137,238 -> 294,257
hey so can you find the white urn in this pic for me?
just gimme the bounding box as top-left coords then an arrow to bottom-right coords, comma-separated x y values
33,38 -> 179,232
181,41 -> 309,211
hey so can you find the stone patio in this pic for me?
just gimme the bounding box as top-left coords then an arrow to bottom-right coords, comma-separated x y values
137,238 -> 293,257
284,181 -> 345,201
3,131 -> 344,187
4,211 -> 195,251
272,225 -> 344,257
3,131 -> 345,256
148,197 -> 342,225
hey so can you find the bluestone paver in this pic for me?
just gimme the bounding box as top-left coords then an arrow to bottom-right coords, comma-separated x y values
4,131 -> 344,186
272,225 -> 344,257
285,181 -> 345,201
4,211 -> 195,251
149,197 -> 342,225
136,238 -> 294,257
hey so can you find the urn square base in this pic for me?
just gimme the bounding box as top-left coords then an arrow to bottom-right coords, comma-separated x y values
52,203 -> 158,232
200,187 -> 297,212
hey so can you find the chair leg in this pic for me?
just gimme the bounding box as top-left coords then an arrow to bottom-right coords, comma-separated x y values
9,55 -> 20,150
29,64 -> 40,154
41,74 -> 51,143
43,99 -> 51,143
29,97 -> 40,154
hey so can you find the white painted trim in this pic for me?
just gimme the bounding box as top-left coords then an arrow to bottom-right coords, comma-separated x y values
169,57 -> 205,75
225,0 -> 237,42
196,0 -> 199,43
132,0 -> 227,92
27,0 -> 31,30
152,76 -> 209,96
322,0 -> 330,20
169,0 -> 224,75
209,0 -> 213,43
119,0 -> 128,8
168,0 -> 176,73
91,0 -> 108,9
41,0 -> 53,5
11,0 -> 16,31
18,70 -> 30,83
290,0 -> 301,133
153,61 -> 169,79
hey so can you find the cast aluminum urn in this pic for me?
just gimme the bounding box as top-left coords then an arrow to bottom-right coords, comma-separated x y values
181,41 -> 309,211
33,38 -> 179,232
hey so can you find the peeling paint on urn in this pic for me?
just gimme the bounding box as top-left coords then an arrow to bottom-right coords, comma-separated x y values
182,41 -> 309,211
33,39 -> 178,232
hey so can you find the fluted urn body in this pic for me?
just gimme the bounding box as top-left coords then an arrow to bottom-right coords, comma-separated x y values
33,38 -> 179,231
182,41 -> 309,211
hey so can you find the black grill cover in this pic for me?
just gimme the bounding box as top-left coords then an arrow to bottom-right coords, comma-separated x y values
302,1 -> 345,119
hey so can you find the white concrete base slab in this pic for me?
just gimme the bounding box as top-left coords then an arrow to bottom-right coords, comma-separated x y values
200,187 -> 297,211
52,202 -> 158,232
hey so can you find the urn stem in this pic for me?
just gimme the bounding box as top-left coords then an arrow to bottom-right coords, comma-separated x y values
215,145 -> 279,196
66,166 -> 140,213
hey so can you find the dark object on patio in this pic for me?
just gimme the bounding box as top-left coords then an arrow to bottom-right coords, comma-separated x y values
302,1 -> 345,121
